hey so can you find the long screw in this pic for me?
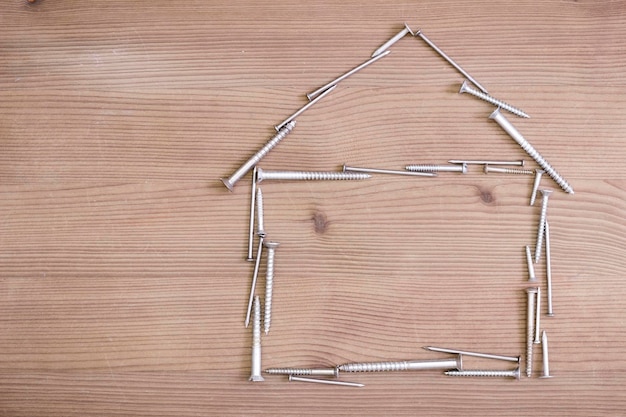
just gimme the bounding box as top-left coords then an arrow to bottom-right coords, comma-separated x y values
288,375 -> 364,388
266,367 -> 339,377
275,85 -> 336,131
371,23 -> 414,57
244,237 -> 264,328
535,287 -> 542,344
263,241 -> 280,335
256,187 -> 266,238
526,246 -> 536,282
405,163 -> 468,174
343,164 -> 437,177
545,221 -> 555,316
539,331 -> 553,378
526,287 -> 538,377
423,346 -> 520,364
530,169 -> 545,206
338,355 -> 462,373
445,368 -> 521,380
534,189 -> 553,263
256,167 -> 371,183
489,108 -> 574,194
449,159 -> 524,166
221,121 -> 296,191
459,80 -> 529,118
308,51 -> 391,100
249,296 -> 264,382
415,30 -> 489,94
484,165 -> 534,175
246,167 -> 258,261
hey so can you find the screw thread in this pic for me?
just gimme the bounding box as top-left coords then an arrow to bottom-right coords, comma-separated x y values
256,188 -> 265,237
254,121 -> 297,163
265,368 -> 314,375
460,81 -> 529,118
338,361 -> 409,372
252,296 -> 262,348
529,170 -> 545,206
534,194 -> 551,263
259,170 -> 371,182
445,369 -> 519,379
485,166 -> 534,175
405,164 -> 465,173
264,247 -> 276,334
526,289 -> 537,378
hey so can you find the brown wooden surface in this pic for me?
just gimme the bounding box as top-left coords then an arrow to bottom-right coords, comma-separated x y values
1,0 -> 625,415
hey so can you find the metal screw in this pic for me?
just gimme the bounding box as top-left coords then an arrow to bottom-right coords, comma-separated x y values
415,29 -> 489,94
535,287 -> 542,344
539,331 -> 553,378
256,187 -> 266,238
275,85 -> 336,131
288,375 -> 364,388
489,108 -> 574,194
246,167 -> 258,262
530,169 -> 545,206
423,346 -> 520,364
484,165 -> 534,175
449,159 -> 524,166
338,355 -> 462,373
308,51 -> 391,100
221,121 -> 296,191
266,367 -> 339,377
263,241 -> 280,335
244,237 -> 264,328
343,164 -> 437,177
545,221 -> 554,317
405,163 -> 468,174
256,167 -> 371,183
371,22 -> 414,58
445,368 -> 521,380
526,287 -> 538,377
534,189 -> 553,263
459,80 -> 529,119
249,296 -> 265,382
526,246 -> 536,282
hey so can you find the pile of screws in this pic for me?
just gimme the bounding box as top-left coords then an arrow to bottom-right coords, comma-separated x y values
221,23 -> 571,387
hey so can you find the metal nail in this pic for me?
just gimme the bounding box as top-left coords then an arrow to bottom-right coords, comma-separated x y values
405,163 -> 467,173
275,85 -> 336,131
246,167 -> 258,262
534,189 -> 553,263
308,51 -> 391,100
448,159 -> 525,166
445,368 -> 521,380
539,331 -> 553,378
256,187 -> 266,238
545,221 -> 554,317
423,346 -> 520,364
530,169 -> 545,206
343,164 -> 437,177
371,22 -> 414,58
415,30 -> 489,94
249,296 -> 265,382
535,287 -> 541,344
526,246 -> 536,282
460,80 -> 529,118
484,165 -> 534,175
288,375 -> 364,388
245,237 -> 264,328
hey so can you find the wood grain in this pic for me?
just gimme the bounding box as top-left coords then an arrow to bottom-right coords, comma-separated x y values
1,0 -> 626,415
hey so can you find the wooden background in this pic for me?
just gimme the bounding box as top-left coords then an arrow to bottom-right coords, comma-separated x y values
1,0 -> 625,415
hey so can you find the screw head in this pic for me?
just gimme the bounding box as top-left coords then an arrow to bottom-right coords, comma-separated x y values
459,80 -> 470,94
526,287 -> 538,294
404,22 -> 415,36
540,189 -> 554,197
512,367 -> 521,380
256,167 -> 265,183
220,178 -> 235,192
263,241 -> 280,249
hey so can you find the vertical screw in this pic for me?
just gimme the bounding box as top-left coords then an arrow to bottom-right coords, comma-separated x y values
445,368 -> 521,380
245,237 -> 264,328
249,296 -> 264,382
539,331 -> 553,378
525,246 -> 536,282
256,168 -> 371,183
371,23 -> 414,58
256,188 -> 266,238
484,165 -> 534,175
530,169 -> 545,206
460,80 -> 529,118
405,163 -> 468,173
221,121 -> 296,191
246,167 -> 258,261
275,85 -> 336,131
263,241 -> 280,335
526,287 -> 538,377
489,109 -> 574,194
545,221 -> 555,317
534,189 -> 553,263
535,287 -> 541,344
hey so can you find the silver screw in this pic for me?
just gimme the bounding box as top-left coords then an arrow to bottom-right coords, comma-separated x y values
275,85 -> 336,131
526,287 -> 538,377
489,108 -> 574,194
459,80 -> 529,118
249,296 -> 264,382
445,368 -> 521,380
265,367 -> 339,377
244,237 -> 264,328
525,246 -> 536,282
221,121 -> 296,191
246,167 -> 258,262
535,287 -> 542,344
256,187 -> 266,238
263,241 -> 280,335
423,346 -> 520,364
415,30 -> 489,94
288,375 -> 364,388
371,22 -> 414,58
405,163 -> 468,174
534,189 -> 553,263
484,165 -> 534,175
545,221 -> 554,317
256,167 -> 371,183
539,331 -> 553,378
308,51 -> 391,100
449,159 -> 524,166
343,164 -> 437,177
338,355 -> 462,373
529,169 -> 545,206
